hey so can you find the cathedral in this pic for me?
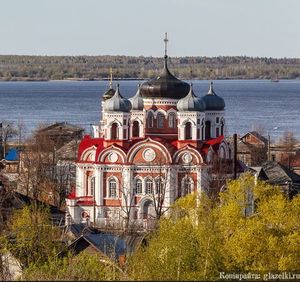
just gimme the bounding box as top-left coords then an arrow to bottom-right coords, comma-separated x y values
66,35 -> 232,228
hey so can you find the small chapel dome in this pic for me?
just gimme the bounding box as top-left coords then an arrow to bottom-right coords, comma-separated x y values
177,83 -> 206,112
102,86 -> 115,101
102,69 -> 115,101
202,82 -> 225,111
129,84 -> 144,111
104,84 -> 132,112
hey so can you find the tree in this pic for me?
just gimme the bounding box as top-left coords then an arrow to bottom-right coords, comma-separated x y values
22,252 -> 126,281
279,131 -> 298,168
19,126 -> 76,208
0,121 -> 17,158
280,131 -> 298,153
127,174 -> 300,280
218,175 -> 300,272
1,205 -> 61,269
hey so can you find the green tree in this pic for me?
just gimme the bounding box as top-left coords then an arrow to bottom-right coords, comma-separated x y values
2,205 -> 62,268
128,174 -> 300,280
22,252 -> 125,281
219,176 -> 300,272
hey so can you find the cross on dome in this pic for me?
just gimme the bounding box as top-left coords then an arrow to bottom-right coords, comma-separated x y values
164,32 -> 168,58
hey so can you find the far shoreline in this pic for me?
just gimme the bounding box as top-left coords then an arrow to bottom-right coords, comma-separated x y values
0,78 -> 300,82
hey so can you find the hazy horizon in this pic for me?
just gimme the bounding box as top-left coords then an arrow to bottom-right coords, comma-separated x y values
1,54 -> 300,60
1,0 -> 300,58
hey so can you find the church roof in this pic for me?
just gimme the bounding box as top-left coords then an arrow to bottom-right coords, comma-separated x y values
77,135 -> 225,164
129,84 -> 144,111
104,84 -> 132,112
102,87 -> 115,101
202,82 -> 225,111
140,56 -> 190,100
177,83 -> 206,112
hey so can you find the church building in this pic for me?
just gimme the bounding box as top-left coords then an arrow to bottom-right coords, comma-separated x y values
66,35 -> 232,228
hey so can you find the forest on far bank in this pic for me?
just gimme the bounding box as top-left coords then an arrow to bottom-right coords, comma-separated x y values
0,55 -> 300,81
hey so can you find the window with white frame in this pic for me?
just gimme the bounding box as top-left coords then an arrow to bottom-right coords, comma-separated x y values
108,178 -> 117,198
134,178 -> 143,195
157,112 -> 165,128
90,177 -> 95,196
168,112 -> 176,128
181,177 -> 194,196
155,178 -> 164,194
148,112 -> 154,128
145,178 -> 153,194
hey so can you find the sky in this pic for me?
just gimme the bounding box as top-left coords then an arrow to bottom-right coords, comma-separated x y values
1,0 -> 300,58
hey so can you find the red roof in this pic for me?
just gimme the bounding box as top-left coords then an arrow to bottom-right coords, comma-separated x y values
201,135 -> 224,154
78,135 -> 104,161
77,134 -> 225,163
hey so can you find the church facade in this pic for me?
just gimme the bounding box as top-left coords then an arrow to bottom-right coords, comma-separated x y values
66,38 -> 231,228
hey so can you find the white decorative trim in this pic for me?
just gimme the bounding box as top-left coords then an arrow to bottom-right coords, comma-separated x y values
143,98 -> 179,105
126,138 -> 172,163
142,148 -> 156,162
98,146 -> 126,163
173,146 -> 204,164
81,146 -> 97,161
108,152 -> 118,163
182,152 -> 192,164
106,175 -> 119,199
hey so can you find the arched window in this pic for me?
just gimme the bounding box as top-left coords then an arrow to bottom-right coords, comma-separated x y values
205,121 -> 211,139
108,178 -> 117,198
155,178 -> 164,194
157,112 -> 165,128
185,122 -> 192,140
134,178 -> 142,195
132,120 -> 140,138
220,146 -> 226,159
90,177 -> 95,196
145,178 -> 153,194
168,112 -> 176,128
201,120 -> 205,140
221,119 -> 225,136
181,177 -> 194,196
147,112 -> 154,128
111,123 -> 119,140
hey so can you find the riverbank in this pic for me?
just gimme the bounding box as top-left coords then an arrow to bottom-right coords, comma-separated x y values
1,54 -> 300,81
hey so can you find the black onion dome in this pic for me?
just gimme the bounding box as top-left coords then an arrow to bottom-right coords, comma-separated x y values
202,82 -> 225,111
177,83 -> 206,112
104,84 -> 132,112
140,56 -> 190,99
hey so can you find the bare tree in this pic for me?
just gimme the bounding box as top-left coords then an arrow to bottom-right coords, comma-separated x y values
0,121 -> 17,158
19,128 -> 75,208
117,179 -> 136,231
144,156 -> 175,222
209,154 -> 234,200
279,131 -> 298,168
16,119 -> 26,148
